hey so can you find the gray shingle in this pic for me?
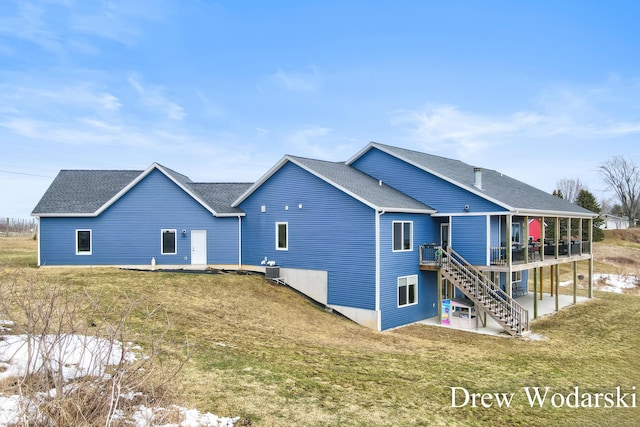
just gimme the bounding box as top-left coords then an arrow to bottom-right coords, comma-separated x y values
32,170 -> 142,215
372,143 -> 596,216
290,156 -> 434,212
188,183 -> 252,215
32,166 -> 250,216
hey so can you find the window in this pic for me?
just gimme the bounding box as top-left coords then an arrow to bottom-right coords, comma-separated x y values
511,271 -> 522,283
276,222 -> 288,250
512,223 -> 521,243
398,275 -> 418,307
161,229 -> 177,254
393,221 -> 413,251
76,230 -> 92,255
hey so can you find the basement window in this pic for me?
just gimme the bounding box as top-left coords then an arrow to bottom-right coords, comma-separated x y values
161,229 -> 177,255
76,230 -> 92,255
276,222 -> 288,250
393,221 -> 413,251
398,275 -> 418,307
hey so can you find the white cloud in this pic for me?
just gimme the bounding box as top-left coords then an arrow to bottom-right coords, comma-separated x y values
394,78 -> 640,161
128,75 -> 186,121
271,68 -> 320,92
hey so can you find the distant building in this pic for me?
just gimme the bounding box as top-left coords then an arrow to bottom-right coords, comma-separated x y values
600,214 -> 630,230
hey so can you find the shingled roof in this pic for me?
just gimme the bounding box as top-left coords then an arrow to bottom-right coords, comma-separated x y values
233,155 -> 435,213
32,164 -> 249,217
353,143 -> 597,217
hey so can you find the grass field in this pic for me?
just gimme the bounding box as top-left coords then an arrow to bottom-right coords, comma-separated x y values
1,234 -> 639,426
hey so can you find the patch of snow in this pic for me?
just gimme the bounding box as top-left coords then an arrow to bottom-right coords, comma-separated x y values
594,274 -> 638,293
0,324 -> 239,426
522,333 -> 547,341
0,333 -> 136,382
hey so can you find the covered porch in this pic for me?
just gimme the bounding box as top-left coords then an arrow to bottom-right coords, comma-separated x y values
489,214 -> 595,267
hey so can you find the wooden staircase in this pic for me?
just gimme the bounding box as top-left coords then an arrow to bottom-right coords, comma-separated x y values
439,247 -> 529,336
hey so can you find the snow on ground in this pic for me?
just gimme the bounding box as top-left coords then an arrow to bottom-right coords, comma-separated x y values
594,273 -> 638,293
0,325 -> 239,427
559,273 -> 638,294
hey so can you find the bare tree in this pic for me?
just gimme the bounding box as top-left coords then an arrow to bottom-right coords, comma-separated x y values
555,178 -> 587,203
599,156 -> 640,226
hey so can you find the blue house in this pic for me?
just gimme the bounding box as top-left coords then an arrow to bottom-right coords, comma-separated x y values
33,143 -> 598,335
32,163 -> 250,268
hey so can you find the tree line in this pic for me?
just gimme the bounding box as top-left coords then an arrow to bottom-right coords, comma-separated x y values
2,217 -> 38,236
552,155 -> 640,240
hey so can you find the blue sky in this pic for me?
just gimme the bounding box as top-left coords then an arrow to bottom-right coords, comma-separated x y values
2,0 -> 640,219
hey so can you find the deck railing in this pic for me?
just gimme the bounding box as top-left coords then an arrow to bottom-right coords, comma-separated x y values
489,240 -> 591,265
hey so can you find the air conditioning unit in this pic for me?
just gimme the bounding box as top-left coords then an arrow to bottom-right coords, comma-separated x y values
265,266 -> 280,280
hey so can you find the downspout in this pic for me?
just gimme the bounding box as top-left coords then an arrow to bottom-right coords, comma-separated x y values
376,209 -> 385,331
237,215 -> 242,269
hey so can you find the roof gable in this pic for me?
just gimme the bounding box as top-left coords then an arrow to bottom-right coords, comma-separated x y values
32,164 -> 249,217
348,142 -> 597,218
233,155 -> 435,213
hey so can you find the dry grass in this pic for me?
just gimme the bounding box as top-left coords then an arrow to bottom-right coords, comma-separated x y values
1,235 -> 640,426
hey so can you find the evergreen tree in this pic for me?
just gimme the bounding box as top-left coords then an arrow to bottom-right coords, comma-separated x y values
575,189 -> 604,241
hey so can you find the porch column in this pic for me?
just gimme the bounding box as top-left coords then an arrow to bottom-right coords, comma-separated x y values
524,215 -> 529,263
555,217 -> 560,259
550,265 -> 554,297
579,218 -> 584,256
533,267 -> 538,319
540,216 -> 545,262
506,214 -> 513,298
588,218 -> 594,298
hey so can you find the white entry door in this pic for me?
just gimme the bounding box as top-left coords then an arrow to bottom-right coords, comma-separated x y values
191,230 -> 207,265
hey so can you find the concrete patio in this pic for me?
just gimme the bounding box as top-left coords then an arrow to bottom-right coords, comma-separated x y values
418,292 -> 589,337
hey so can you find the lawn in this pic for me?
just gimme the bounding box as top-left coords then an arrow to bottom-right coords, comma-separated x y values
1,235 -> 639,426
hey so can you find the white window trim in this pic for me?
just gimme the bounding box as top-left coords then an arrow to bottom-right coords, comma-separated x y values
392,221 -> 413,252
75,229 -> 92,255
276,222 -> 288,251
161,229 -> 177,255
397,274 -> 418,308
511,271 -> 522,284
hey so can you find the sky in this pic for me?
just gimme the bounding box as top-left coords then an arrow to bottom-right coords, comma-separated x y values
1,0 -> 640,219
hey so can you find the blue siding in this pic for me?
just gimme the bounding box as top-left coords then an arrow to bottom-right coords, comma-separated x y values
451,216 -> 488,265
379,213 -> 439,330
352,148 -> 505,214
239,162 -> 377,310
39,169 -> 239,265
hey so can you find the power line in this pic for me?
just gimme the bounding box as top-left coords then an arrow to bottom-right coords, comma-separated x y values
0,169 -> 54,179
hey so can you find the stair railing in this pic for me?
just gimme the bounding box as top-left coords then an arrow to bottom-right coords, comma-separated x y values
440,247 -> 529,334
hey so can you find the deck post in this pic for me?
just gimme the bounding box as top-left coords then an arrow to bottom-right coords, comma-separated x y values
573,261 -> 578,305
550,265 -> 554,297
539,266 -> 543,300
437,271 -> 442,322
533,267 -> 538,319
506,215 -> 512,298
588,218 -> 594,298
555,264 -> 560,311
